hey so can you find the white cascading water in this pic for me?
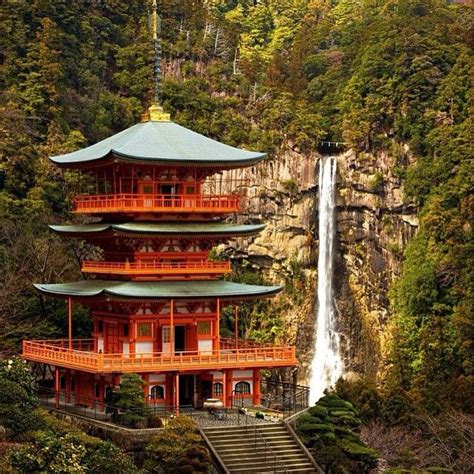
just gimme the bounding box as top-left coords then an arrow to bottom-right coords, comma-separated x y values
309,155 -> 344,405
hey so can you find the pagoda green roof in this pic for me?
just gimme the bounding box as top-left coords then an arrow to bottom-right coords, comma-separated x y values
50,121 -> 265,168
34,280 -> 282,300
49,222 -> 265,238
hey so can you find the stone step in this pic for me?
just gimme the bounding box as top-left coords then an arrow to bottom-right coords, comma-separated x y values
230,464 -> 316,473
204,423 -> 276,432
211,443 -> 299,453
202,421 -> 318,474
226,461 -> 314,471
210,438 -> 298,449
208,434 -> 294,442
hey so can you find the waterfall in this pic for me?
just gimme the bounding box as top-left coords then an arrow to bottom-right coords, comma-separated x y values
309,155 -> 344,405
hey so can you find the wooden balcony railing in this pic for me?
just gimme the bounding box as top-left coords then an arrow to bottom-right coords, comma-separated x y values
81,259 -> 231,276
72,193 -> 241,214
22,339 -> 297,373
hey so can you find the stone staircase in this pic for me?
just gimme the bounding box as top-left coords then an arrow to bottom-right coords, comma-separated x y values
201,422 -> 318,473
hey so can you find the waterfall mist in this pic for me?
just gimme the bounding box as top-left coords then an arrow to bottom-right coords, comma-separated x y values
309,155 -> 344,405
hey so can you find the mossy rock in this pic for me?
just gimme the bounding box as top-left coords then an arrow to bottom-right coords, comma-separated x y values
308,405 -> 329,418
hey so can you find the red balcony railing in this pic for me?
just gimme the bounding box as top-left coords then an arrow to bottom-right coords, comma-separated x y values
81,259 -> 231,276
22,339 -> 297,373
72,193 -> 241,214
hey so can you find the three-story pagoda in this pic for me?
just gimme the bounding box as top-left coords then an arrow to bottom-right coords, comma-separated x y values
22,104 -> 297,410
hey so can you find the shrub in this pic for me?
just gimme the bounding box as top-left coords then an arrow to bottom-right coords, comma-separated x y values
296,394 -> 378,471
82,441 -> 137,474
8,427 -> 137,474
0,378 -> 44,437
9,432 -> 87,473
144,416 -> 211,473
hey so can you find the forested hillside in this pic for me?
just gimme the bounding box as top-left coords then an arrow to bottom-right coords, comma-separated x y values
1,0 -> 473,422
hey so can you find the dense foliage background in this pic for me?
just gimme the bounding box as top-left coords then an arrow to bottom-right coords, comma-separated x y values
0,0 -> 472,419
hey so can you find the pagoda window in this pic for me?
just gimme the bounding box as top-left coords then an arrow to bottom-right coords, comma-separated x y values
98,320 -> 103,333
198,321 -> 211,335
151,385 -> 165,400
123,323 -> 129,337
213,382 -> 223,397
138,323 -> 152,338
235,381 -> 251,395
162,327 -> 170,343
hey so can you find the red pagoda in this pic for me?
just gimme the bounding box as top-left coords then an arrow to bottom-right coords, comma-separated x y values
21,103 -> 297,411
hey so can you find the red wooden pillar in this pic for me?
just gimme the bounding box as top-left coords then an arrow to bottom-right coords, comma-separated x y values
65,369 -> 71,403
99,375 -> 105,410
174,373 -> 180,415
222,371 -> 226,406
253,369 -> 261,406
225,369 -> 233,408
234,304 -> 238,349
166,373 -> 173,406
142,373 -> 150,403
170,299 -> 174,354
130,319 -> 136,355
55,367 -> 60,408
216,298 -> 221,351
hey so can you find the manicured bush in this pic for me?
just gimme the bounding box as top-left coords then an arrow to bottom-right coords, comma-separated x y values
296,394 -> 378,471
115,373 -> 149,427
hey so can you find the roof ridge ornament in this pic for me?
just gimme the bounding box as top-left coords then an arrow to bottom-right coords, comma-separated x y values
141,103 -> 171,122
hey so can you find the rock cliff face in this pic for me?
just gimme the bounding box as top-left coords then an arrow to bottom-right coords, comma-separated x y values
222,147 -> 418,385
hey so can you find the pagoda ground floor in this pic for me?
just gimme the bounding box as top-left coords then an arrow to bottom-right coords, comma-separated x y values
47,366 -> 263,410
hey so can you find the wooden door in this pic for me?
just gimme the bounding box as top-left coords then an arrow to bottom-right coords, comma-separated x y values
106,323 -> 119,353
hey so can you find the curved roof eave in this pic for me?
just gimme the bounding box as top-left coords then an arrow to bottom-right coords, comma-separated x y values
49,223 -> 266,238
49,121 -> 266,169
50,151 -> 267,169
33,280 -> 282,300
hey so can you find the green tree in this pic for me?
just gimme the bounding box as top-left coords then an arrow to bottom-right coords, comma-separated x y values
115,373 -> 148,427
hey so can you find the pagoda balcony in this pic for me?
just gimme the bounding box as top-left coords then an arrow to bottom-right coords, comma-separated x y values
22,339 -> 296,374
72,193 -> 241,214
81,259 -> 231,277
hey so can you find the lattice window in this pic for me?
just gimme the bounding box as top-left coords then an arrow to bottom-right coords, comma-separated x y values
235,381 -> 251,395
162,327 -> 170,343
213,382 -> 223,396
138,323 -> 152,337
198,321 -> 211,335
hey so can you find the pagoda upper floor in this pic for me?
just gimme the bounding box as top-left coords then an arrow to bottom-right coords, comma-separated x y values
69,165 -> 246,217
51,112 -> 265,218
50,222 -> 265,281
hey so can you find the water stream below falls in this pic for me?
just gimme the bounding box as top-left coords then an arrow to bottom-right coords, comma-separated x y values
309,155 -> 344,405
